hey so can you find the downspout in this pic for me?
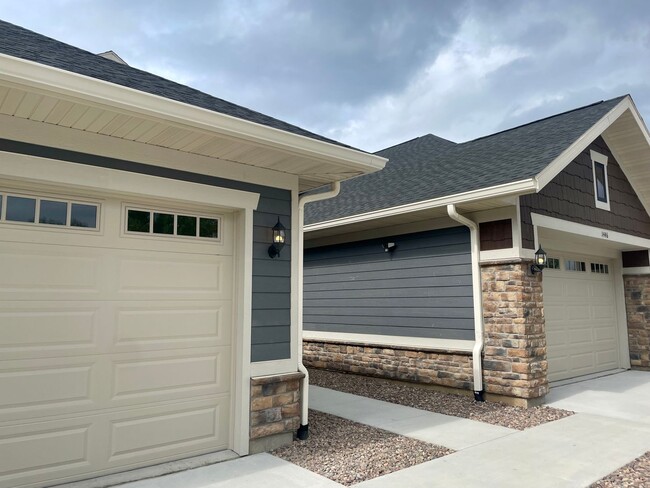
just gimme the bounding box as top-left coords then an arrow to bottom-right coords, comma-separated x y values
296,182 -> 341,439
447,204 -> 485,401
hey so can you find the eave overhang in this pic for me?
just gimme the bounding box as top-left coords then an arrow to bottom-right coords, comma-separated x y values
0,53 -> 386,191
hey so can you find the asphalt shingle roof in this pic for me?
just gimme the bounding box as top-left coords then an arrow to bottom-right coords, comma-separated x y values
305,96 -> 627,225
0,19 -> 358,151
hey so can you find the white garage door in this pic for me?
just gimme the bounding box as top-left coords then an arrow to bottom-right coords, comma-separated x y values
544,252 -> 619,382
0,189 -> 234,488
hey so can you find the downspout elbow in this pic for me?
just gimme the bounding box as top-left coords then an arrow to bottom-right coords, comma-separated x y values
447,204 -> 485,401
296,182 -> 341,439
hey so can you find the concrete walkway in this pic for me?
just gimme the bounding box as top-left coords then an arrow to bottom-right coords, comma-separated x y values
115,371 -> 650,488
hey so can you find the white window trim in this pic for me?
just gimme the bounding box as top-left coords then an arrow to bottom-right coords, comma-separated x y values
591,150 -> 610,211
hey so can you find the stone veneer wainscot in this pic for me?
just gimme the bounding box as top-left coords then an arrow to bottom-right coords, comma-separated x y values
624,275 -> 650,369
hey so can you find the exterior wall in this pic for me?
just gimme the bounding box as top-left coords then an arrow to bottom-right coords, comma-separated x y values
249,372 -> 303,453
304,226 -> 474,340
482,260 -> 548,399
520,136 -> 650,248
0,138 -> 291,361
624,275 -> 650,370
303,258 -> 549,403
303,341 -> 474,389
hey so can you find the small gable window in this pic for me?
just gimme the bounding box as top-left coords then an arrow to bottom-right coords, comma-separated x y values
590,150 -> 610,211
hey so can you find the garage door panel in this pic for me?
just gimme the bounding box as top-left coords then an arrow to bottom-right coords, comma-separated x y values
115,302 -> 231,348
117,256 -> 231,300
0,397 -> 229,488
111,349 -> 231,401
0,422 -> 92,487
0,250 -> 101,296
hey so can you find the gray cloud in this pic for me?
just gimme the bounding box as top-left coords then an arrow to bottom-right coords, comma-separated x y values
2,0 -> 649,151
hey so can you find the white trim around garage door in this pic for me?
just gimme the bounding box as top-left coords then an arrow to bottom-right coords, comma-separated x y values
0,151 -> 260,457
532,213 -> 633,372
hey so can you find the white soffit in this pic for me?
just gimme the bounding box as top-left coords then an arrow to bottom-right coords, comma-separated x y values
0,54 -> 386,191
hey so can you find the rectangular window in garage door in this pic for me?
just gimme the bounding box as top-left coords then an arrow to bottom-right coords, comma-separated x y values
0,191 -> 99,230
125,206 -> 221,241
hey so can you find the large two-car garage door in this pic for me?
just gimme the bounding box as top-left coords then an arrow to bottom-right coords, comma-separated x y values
544,252 -> 620,382
0,188 -> 234,488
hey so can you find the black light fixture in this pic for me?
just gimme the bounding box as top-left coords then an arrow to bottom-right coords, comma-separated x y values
382,241 -> 397,253
268,218 -> 286,258
531,246 -> 548,274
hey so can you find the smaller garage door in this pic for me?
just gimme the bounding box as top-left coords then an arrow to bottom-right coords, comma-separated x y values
544,253 -> 620,382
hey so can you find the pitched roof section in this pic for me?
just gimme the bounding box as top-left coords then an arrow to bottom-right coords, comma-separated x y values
305,96 -> 627,225
0,19 -> 358,151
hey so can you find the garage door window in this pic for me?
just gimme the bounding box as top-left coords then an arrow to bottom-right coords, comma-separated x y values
565,259 -> 586,272
1,193 -> 99,230
126,207 -> 220,241
590,262 -> 609,274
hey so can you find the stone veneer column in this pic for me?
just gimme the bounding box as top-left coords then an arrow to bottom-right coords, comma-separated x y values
481,259 -> 548,405
249,371 -> 303,453
624,275 -> 650,369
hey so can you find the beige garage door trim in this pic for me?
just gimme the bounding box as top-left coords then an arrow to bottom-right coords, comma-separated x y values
544,252 -> 621,382
0,165 -> 258,487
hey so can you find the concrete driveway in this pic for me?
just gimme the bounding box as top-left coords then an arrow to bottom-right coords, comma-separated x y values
86,370 -> 650,488
545,370 -> 650,424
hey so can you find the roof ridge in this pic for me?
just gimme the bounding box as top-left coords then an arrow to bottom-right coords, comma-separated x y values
465,95 -> 628,144
375,133 -> 455,155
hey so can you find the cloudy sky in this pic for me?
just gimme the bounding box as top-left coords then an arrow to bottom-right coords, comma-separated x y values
2,1 -> 650,152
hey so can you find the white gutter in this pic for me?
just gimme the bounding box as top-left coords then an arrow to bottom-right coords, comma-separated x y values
447,204 -> 485,399
296,182 -> 341,438
305,178 -> 537,233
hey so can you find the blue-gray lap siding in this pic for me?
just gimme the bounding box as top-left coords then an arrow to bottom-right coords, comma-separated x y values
304,226 -> 474,340
0,138 -> 292,362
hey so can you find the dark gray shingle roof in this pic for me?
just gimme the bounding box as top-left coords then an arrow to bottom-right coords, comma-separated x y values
305,96 -> 627,225
0,19 -> 358,151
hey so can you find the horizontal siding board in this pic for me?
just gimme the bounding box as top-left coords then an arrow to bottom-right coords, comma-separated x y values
304,286 -> 472,299
306,322 -> 474,340
254,276 -> 291,293
304,227 -> 474,340
306,275 -> 472,290
304,264 -> 472,283
305,306 -> 473,319
304,252 -> 470,274
252,309 -> 291,327
305,314 -> 472,329
253,258 -> 291,277
252,342 -> 291,362
253,293 -> 291,310
304,296 -> 473,308
252,325 -> 291,344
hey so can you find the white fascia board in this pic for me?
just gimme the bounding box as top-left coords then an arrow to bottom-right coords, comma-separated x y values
305,178 -> 537,232
622,266 -> 650,275
303,331 -> 474,353
531,212 -> 650,249
536,96 -> 632,190
0,53 -> 387,176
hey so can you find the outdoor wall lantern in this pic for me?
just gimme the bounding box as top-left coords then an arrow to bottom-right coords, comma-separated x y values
530,246 -> 548,274
382,241 -> 397,253
268,218 -> 286,258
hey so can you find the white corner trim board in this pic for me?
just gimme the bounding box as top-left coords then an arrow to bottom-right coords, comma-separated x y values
303,331 -> 474,353
531,212 -> 650,249
0,53 -> 386,173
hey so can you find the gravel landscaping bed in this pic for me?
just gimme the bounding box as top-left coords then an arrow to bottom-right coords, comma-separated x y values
590,452 -> 650,487
272,410 -> 451,486
310,368 -> 573,430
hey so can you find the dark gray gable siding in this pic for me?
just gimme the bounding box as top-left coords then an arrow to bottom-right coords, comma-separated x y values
520,136 -> 650,248
0,138 -> 291,362
0,20 -> 359,151
304,227 -> 474,340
